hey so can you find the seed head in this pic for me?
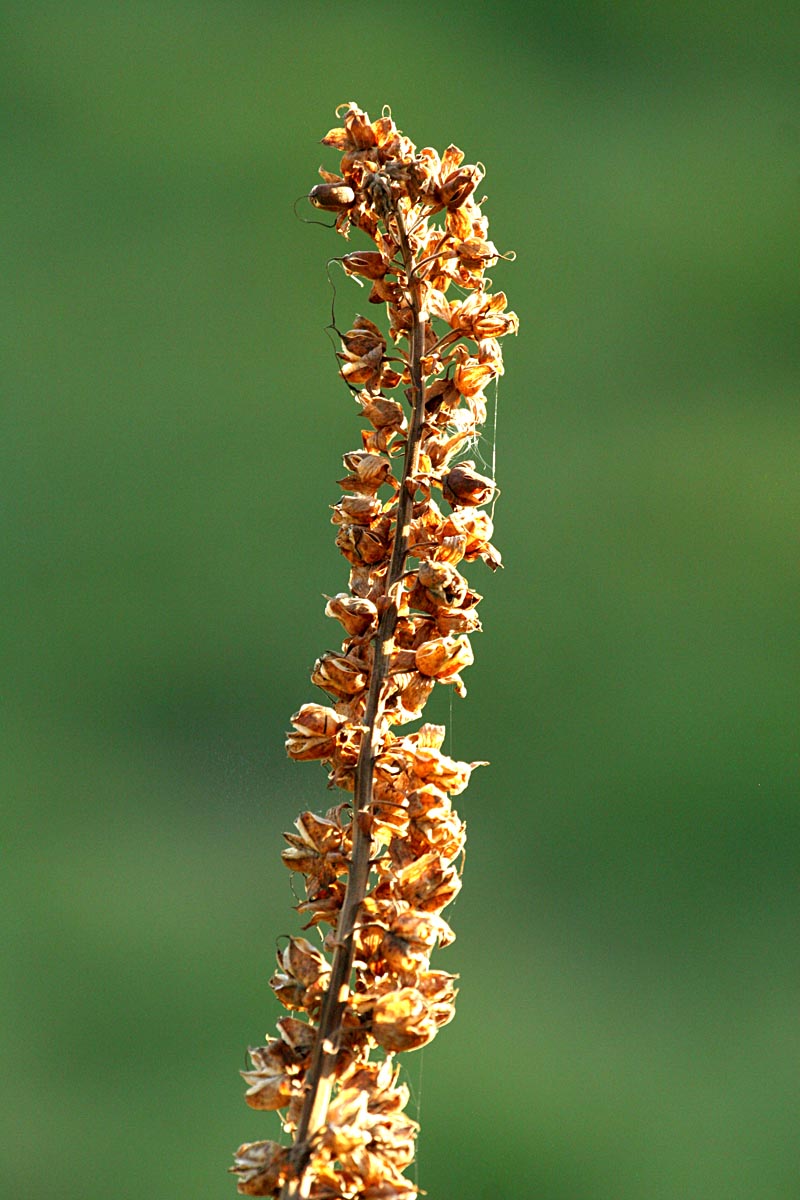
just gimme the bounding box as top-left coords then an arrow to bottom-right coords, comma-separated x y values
232,102 -> 516,1200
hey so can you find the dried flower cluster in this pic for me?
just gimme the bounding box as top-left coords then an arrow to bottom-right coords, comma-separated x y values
231,102 -> 517,1200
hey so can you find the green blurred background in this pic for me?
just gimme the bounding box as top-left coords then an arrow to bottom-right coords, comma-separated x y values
3,2 -> 797,1197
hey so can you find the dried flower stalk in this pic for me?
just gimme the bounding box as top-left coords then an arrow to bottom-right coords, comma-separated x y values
231,102 -> 517,1200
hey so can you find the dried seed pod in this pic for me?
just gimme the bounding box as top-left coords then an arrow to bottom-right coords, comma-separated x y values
450,290 -> 518,340
311,651 -> 369,697
309,183 -> 357,210
324,593 -> 378,637
441,461 -> 496,508
332,495 -> 383,525
342,316 -> 385,356
417,638 -> 472,686
358,393 -> 406,432
453,355 -> 496,398
285,703 -> 344,761
434,605 -> 481,636
341,251 -> 391,279
296,877 -> 347,927
283,937 -> 330,987
242,1043 -> 301,1111
230,1141 -> 290,1195
336,522 -> 392,567
371,987 -> 440,1052
270,938 -> 331,1014
393,672 -> 436,724
282,810 -> 349,879
338,450 -> 394,494
379,849 -> 462,911
276,1015 -> 317,1056
438,163 -> 483,210
414,560 -> 469,607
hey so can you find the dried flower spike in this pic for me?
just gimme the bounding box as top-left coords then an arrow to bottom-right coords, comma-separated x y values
231,103 -> 517,1200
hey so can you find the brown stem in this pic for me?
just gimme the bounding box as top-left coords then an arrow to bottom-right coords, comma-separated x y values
281,195 -> 426,1200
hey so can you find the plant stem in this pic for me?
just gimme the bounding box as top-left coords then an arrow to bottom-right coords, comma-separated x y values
282,197 -> 425,1200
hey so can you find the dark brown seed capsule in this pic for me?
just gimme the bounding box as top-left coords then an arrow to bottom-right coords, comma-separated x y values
309,183 -> 357,211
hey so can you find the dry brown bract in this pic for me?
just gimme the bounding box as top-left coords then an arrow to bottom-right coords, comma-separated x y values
231,102 -> 517,1200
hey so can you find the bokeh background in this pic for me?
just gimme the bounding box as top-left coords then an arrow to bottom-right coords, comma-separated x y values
3,2 -> 797,1197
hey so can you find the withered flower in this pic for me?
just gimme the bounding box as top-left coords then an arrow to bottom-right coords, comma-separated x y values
269,937 -> 332,1015
414,634 -> 474,697
230,1141 -> 291,1196
441,460 -> 496,508
438,163 -> 483,210
453,352 -> 498,399
231,103 -> 516,1200
371,987 -> 443,1052
281,809 -> 351,883
341,251 -> 392,280
242,1040 -> 304,1112
324,593 -> 378,638
311,651 -> 368,698
285,704 -> 344,762
338,449 -> 394,495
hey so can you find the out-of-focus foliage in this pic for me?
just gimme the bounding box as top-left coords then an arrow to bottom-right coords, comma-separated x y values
3,2 -> 797,1198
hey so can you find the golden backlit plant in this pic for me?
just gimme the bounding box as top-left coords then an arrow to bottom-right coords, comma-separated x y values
231,102 -> 517,1200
